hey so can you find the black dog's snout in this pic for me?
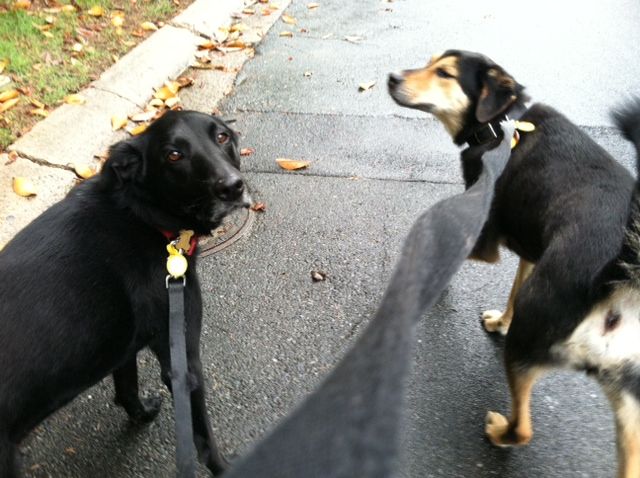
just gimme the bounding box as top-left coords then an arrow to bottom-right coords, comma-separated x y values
388,72 -> 403,89
214,175 -> 245,201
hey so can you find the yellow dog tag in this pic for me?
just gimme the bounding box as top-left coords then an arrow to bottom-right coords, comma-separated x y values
166,243 -> 188,278
514,121 -> 535,132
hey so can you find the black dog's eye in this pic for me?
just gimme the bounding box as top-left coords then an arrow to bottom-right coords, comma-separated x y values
167,151 -> 183,162
435,68 -> 454,79
216,132 -> 230,145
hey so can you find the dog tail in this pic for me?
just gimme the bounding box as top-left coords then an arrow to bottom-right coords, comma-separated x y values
612,97 -> 640,174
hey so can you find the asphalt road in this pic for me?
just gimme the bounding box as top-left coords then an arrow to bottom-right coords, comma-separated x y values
21,0 -> 640,477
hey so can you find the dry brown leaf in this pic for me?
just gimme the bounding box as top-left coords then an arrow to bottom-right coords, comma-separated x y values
281,14 -> 296,24
27,97 -> 45,109
358,81 -> 376,92
230,22 -> 248,33
198,39 -> 216,50
0,89 -> 19,103
13,0 -> 31,10
87,5 -> 105,17
74,163 -> 97,179
240,147 -> 255,156
276,158 -> 310,170
311,270 -> 327,282
0,98 -> 19,113
307,2 -> 320,8
176,76 -> 194,88
12,177 -> 36,197
242,8 -> 255,14
250,202 -> 266,212
64,94 -> 86,105
128,123 -> 148,136
279,31 -> 293,37
6,151 -> 18,165
164,96 -> 180,108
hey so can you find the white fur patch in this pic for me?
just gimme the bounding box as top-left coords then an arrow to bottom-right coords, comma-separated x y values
554,287 -> 640,370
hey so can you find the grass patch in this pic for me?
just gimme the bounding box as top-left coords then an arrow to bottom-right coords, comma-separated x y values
0,0 -> 192,150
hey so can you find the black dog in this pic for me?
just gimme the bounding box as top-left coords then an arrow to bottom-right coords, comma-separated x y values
0,110 -> 250,477
388,51 -> 640,474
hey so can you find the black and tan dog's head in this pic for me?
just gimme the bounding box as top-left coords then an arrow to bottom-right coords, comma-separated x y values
388,49 -> 528,144
100,110 -> 251,234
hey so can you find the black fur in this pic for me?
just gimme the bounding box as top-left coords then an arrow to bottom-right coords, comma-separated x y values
0,110 -> 249,477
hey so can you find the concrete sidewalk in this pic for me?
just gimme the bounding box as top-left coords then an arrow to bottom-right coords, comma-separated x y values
0,0 -> 290,248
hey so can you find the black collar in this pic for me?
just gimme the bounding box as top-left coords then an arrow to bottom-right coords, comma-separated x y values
464,103 -> 528,147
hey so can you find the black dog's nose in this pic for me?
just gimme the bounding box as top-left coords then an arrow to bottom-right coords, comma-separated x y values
214,176 -> 245,201
388,72 -> 403,89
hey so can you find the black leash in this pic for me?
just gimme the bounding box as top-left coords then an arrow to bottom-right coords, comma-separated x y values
225,123 -> 516,478
166,235 -> 198,478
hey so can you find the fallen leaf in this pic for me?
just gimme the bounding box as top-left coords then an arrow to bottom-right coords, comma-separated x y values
164,96 -> 180,108
111,15 -> 124,27
30,108 -> 48,117
61,4 -> 76,12
0,97 -> 19,113
6,151 -> 18,165
140,21 -> 158,31
276,158 -> 310,170
242,7 -> 255,14
230,22 -> 248,33
74,163 -> 97,179
240,147 -> 255,156
41,31 -> 54,39
344,35 -> 364,43
0,59 -> 7,74
12,177 -> 36,197
87,5 -> 104,17
71,43 -> 84,53
111,115 -> 127,130
279,31 -> 293,37
307,2 -> 320,8
13,0 -> 31,10
358,80 -> 376,92
281,14 -> 296,24
176,76 -> 194,88
128,123 -> 148,136
154,85 -> 177,101
311,270 -> 327,282
129,110 -> 157,122
64,94 -> 86,105
148,98 -> 165,107
27,97 -> 45,109
44,15 -> 56,24
214,28 -> 229,44
250,202 -> 266,212
0,89 -> 19,103
198,39 -> 216,50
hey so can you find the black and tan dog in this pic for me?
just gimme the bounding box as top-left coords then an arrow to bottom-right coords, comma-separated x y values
0,110 -> 250,477
389,50 -> 640,475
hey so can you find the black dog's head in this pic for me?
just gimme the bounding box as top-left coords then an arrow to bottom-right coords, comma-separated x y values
100,110 -> 251,234
388,49 -> 528,144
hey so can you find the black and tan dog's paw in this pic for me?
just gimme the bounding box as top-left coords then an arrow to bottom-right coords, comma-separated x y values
481,310 -> 510,335
485,411 -> 531,447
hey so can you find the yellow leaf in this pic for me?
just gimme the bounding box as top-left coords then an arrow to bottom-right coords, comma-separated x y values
128,123 -> 148,136
164,96 -> 180,108
281,14 -> 296,24
154,85 -> 176,101
0,97 -> 19,113
279,31 -> 293,37
61,4 -> 76,12
140,21 -> 158,31
12,177 -> 37,197
0,89 -> 19,103
41,31 -> 54,39
276,158 -> 310,170
198,39 -> 216,50
27,97 -> 45,109
230,23 -> 248,33
242,8 -> 255,14
129,110 -> 157,122
30,107 -> 48,117
111,16 -> 124,27
111,115 -> 128,131
64,94 -> 86,105
148,98 -> 165,107
358,81 -> 376,92
0,59 -> 7,74
74,164 -> 97,179
87,5 -> 105,17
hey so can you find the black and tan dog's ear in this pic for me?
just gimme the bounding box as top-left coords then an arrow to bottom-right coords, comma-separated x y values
103,137 -> 144,187
475,66 -> 519,123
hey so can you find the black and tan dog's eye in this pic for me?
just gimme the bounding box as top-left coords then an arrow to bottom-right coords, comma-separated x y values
216,132 -> 230,145
167,151 -> 183,162
435,68 -> 454,79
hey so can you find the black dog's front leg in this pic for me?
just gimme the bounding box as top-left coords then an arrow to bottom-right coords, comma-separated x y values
154,344 -> 228,476
113,356 -> 162,424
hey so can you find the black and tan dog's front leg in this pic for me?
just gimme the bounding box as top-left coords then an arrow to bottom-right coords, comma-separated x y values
485,365 -> 545,446
601,385 -> 640,478
113,356 -> 162,424
483,258 -> 534,335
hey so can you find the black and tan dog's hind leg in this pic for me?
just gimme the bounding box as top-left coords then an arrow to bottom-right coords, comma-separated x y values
604,384 -> 640,478
482,258 -> 534,335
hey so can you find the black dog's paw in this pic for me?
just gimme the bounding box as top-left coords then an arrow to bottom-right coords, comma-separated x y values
117,395 -> 163,425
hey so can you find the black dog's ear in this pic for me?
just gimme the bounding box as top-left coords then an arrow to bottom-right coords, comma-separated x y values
475,66 -> 520,123
104,138 -> 144,187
